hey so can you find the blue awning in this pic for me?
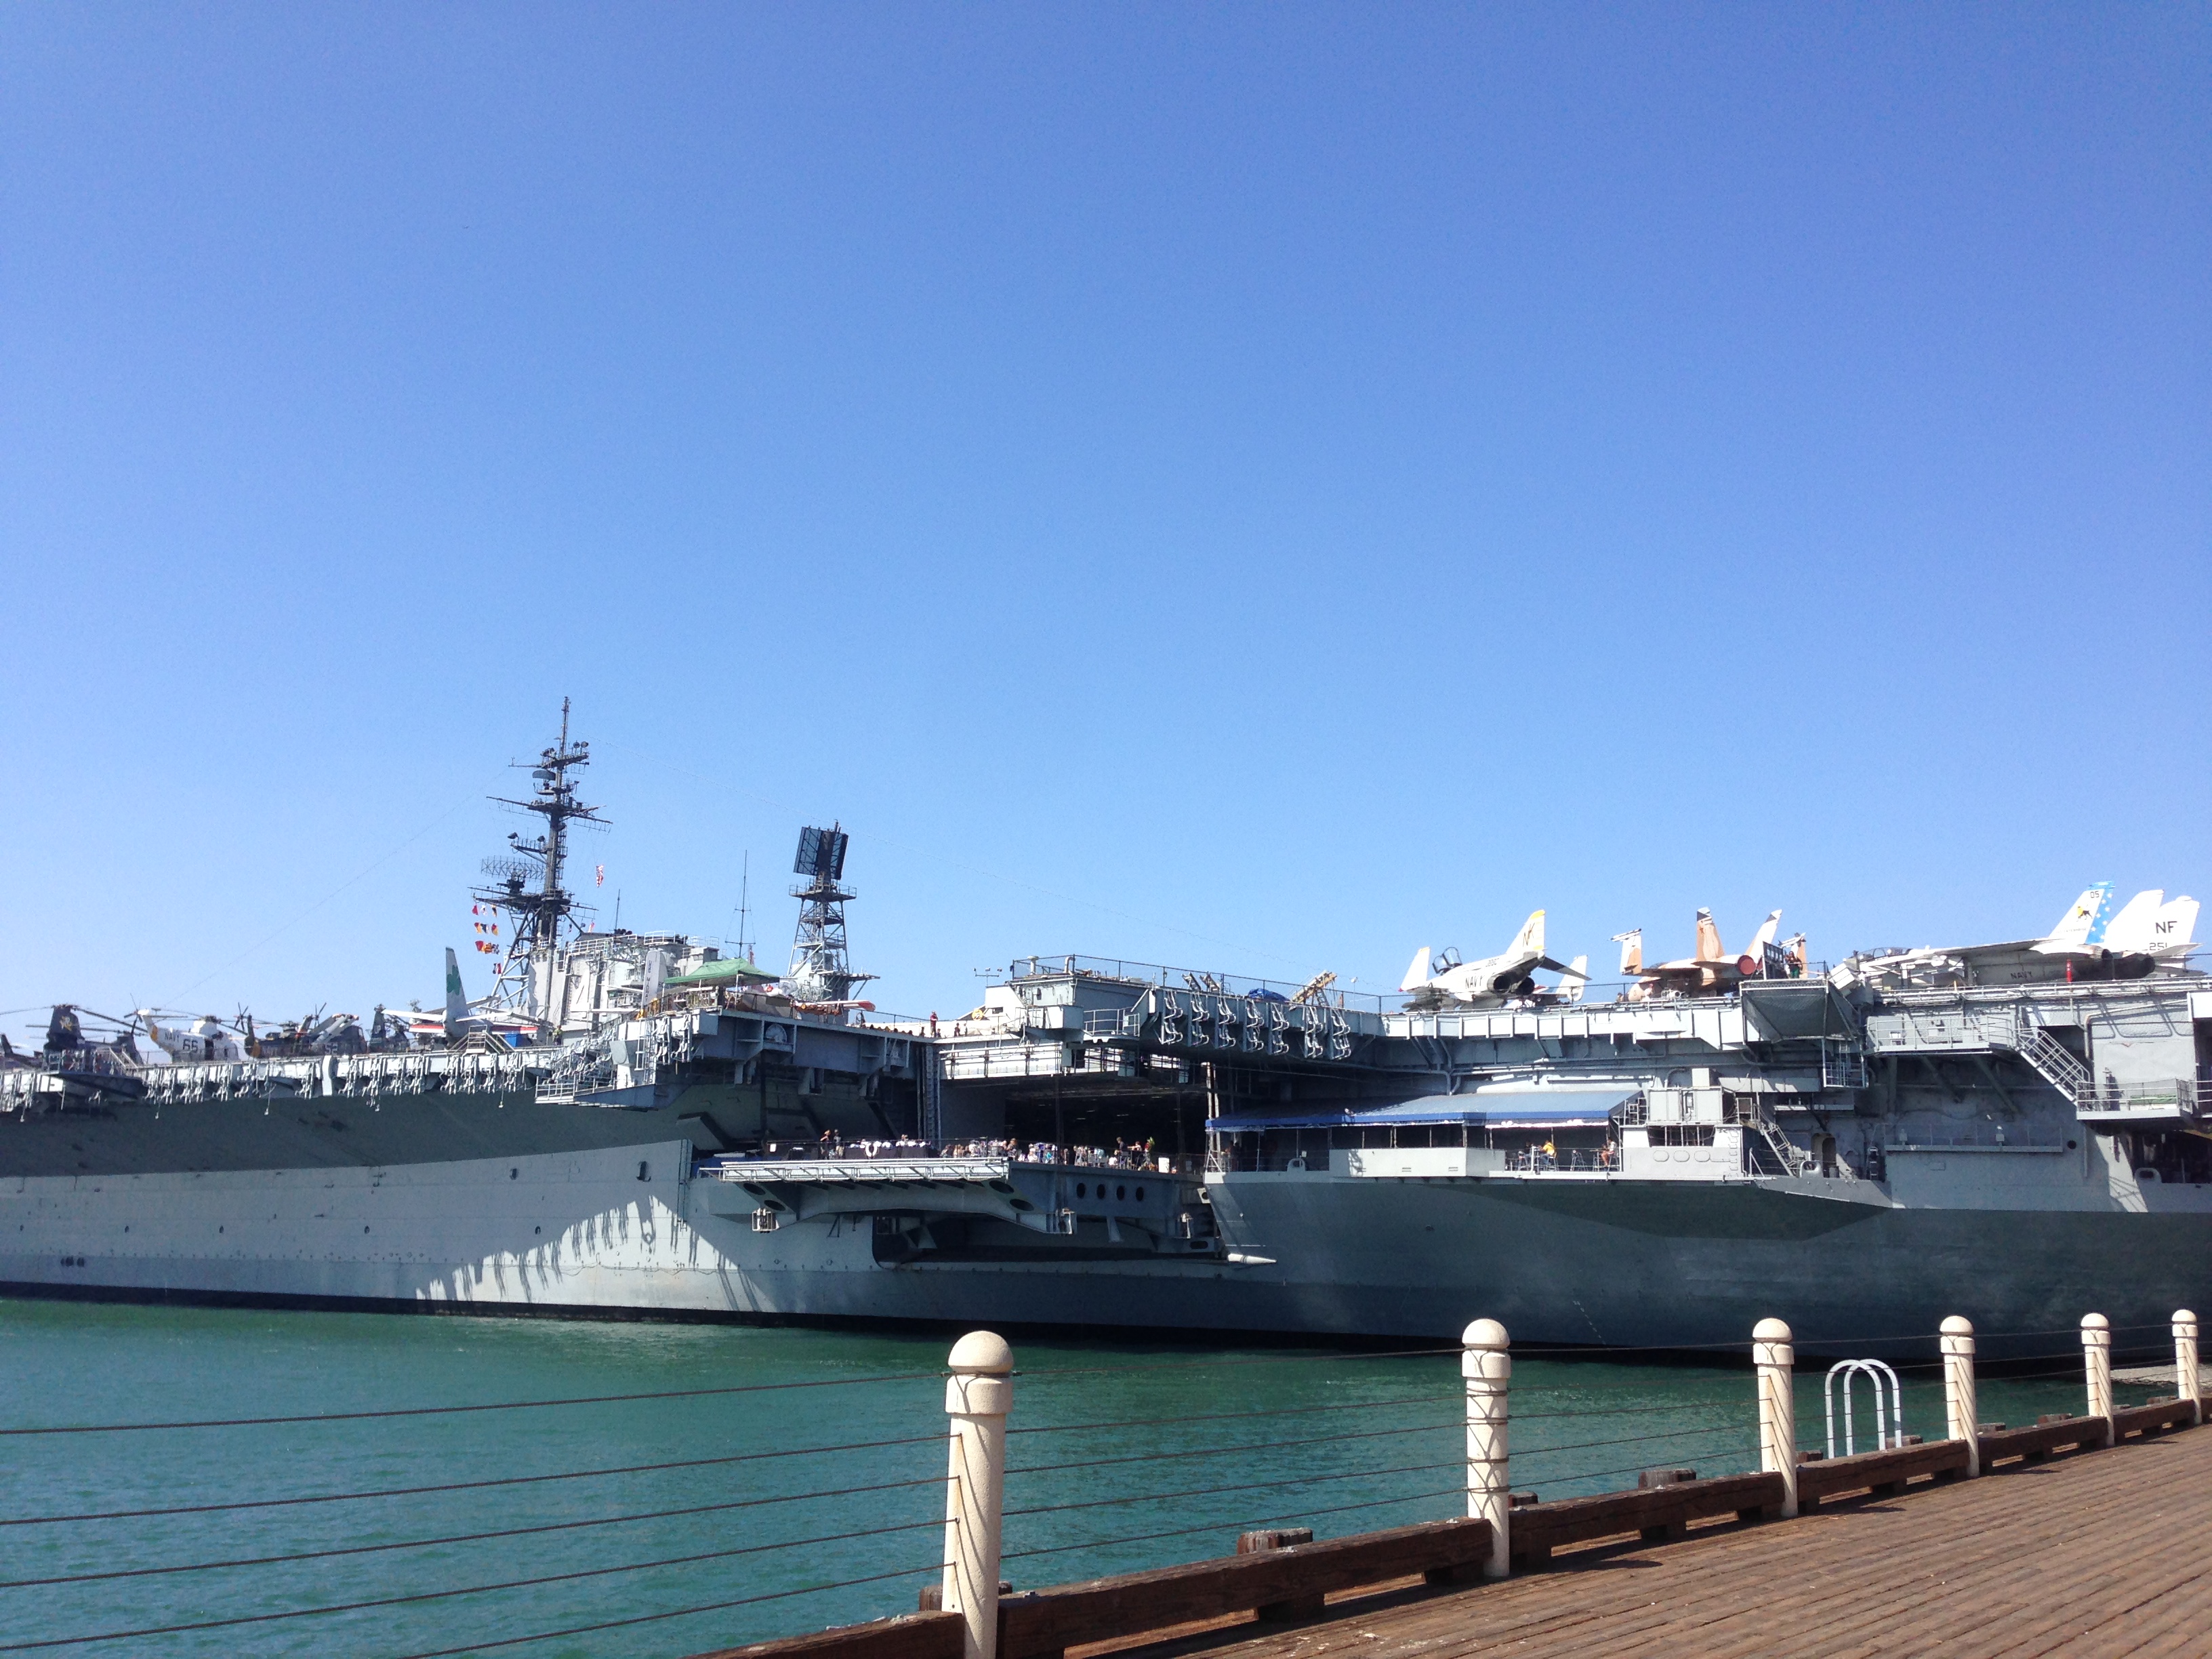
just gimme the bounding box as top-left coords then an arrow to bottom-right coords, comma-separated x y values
1210,1086 -> 1638,1132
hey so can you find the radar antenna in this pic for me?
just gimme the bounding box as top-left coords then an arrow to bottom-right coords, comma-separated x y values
786,824 -> 875,1010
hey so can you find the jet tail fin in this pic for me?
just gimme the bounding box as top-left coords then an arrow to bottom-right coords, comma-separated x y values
1398,947 -> 1433,994
1694,908 -> 1724,963
1510,909 -> 1545,959
1613,930 -> 1643,975
444,947 -> 467,1036
2038,883 -> 2114,952
1748,909 -> 1783,953
1555,955 -> 1588,1005
2100,890 -> 2163,951
2148,895 -> 2198,954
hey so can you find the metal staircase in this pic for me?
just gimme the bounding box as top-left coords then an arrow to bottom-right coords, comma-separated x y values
1744,1112 -> 1812,1177
2017,1021 -> 2093,1109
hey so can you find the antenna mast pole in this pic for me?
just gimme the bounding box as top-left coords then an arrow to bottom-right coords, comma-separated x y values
474,699 -> 607,1038
738,852 -> 752,964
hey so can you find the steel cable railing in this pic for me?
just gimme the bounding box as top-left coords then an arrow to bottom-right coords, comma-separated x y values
1004,1456 -> 1471,1522
992,1406 -> 1769,1592
1002,1401 -> 1750,1483
1497,1319 -> 2179,1360
0,1472 -> 949,1591
1002,1387 -> 1465,1437
0,1513 -> 951,1653
2,1320 -> 2163,1442
3,1315 -> 2189,1659
373,1563 -> 950,1659
1508,1418 -> 1759,1462
1006,1413 -> 1467,1478
1010,1345 -> 1466,1378
1001,1391 -> 1750,1445
0,1428 -> 951,1528
1000,1399 -> 1864,1579
1000,1483 -> 1474,1568
0,1368 -> 948,1437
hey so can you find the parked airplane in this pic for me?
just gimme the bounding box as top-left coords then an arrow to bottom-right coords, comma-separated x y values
1530,954 -> 1590,1006
1840,882 -> 2196,989
390,949 -> 539,1043
2095,890 -> 2199,970
1617,908 -> 1786,998
1399,909 -> 1577,1009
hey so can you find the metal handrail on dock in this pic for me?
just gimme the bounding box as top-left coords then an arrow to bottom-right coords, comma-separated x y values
674,1308 -> 2207,1659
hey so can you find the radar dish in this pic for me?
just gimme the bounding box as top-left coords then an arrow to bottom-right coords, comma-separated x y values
794,825 -> 848,880
480,855 -> 538,884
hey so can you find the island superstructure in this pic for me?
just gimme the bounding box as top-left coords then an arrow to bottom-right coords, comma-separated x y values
3,720 -> 2205,1354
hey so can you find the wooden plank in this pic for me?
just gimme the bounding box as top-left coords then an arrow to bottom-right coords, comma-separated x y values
1507,1471 -> 1786,1565
996,1517 -> 1492,1659
1978,1415 -> 2104,1465
1797,1437 -> 1971,1504
684,1611 -> 964,1659
2111,1399 -> 2195,1439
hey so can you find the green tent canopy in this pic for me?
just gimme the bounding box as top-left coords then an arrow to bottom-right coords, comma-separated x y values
662,958 -> 780,988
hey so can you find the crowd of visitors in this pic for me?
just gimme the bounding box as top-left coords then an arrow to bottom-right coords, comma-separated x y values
747,1133 -> 1174,1170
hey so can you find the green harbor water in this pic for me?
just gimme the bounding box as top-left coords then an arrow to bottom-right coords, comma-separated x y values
0,1298 -> 2154,1659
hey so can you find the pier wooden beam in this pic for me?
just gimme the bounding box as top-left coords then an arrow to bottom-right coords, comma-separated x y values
1977,1414 -> 2103,1467
685,1610 -> 964,1659
995,1517 -> 1493,1659
1795,1437 -> 1971,1504
1504,1471 -> 1786,1569
2111,1397 -> 2195,1439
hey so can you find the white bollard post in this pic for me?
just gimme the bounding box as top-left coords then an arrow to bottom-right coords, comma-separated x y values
1941,1316 -> 1980,1477
2177,1310 -> 2202,1426
2081,1312 -> 2113,1446
942,1331 -> 1013,1659
1462,1318 -> 1511,1579
1754,1318 -> 1798,1518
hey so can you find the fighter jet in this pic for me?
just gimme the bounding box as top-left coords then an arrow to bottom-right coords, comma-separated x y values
1617,908 -> 1786,999
2090,889 -> 2199,972
1399,910 -> 1577,1009
1847,884 -> 2198,989
1529,955 -> 1590,1006
389,949 -> 539,1044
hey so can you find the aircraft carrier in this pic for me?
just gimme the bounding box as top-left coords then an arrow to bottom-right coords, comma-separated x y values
5,718 -> 2207,1356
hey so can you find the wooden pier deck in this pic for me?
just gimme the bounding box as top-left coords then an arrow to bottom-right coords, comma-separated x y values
1076,1427 -> 2212,1659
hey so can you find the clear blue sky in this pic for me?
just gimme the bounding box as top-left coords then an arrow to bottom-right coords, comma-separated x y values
2,3 -> 2205,1030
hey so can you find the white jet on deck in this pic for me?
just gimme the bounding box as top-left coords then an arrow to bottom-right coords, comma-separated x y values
1845,883 -> 2198,990
1400,909 -> 1587,1010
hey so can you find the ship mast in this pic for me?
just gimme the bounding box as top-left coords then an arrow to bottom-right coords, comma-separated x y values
474,699 -> 607,1035
787,824 -> 875,1010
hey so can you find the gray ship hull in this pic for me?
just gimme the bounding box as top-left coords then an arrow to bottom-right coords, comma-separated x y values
7,1135 -> 2205,1360
1198,1168 -> 2212,1356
